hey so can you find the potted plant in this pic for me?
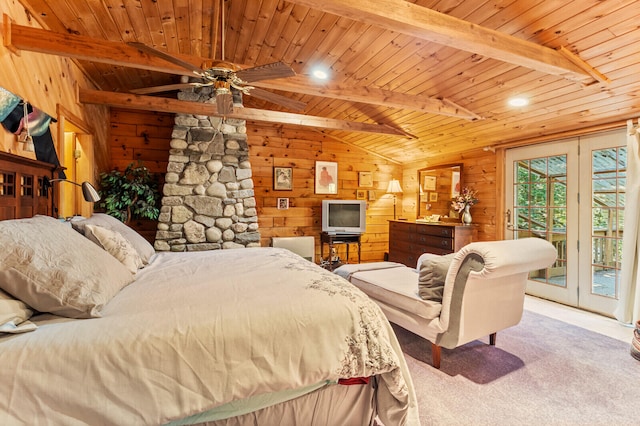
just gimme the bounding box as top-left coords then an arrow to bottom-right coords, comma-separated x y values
97,162 -> 160,224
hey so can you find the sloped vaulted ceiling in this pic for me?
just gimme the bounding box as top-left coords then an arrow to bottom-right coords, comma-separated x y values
9,0 -> 640,163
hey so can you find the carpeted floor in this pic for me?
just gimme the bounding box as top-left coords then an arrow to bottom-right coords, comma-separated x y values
395,310 -> 640,425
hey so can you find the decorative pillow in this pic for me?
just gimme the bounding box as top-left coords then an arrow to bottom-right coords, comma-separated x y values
71,213 -> 155,264
418,253 -> 456,302
0,289 -> 36,334
0,215 -> 134,318
84,224 -> 144,273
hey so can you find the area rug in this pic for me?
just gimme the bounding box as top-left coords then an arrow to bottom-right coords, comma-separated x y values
395,310 -> 640,425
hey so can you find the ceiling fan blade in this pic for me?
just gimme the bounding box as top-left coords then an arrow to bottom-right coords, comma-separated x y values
130,83 -> 207,95
216,92 -> 234,115
247,87 -> 306,111
127,42 -> 205,76
235,62 -> 296,83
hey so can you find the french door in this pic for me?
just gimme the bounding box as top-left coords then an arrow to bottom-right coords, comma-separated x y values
505,129 -> 626,317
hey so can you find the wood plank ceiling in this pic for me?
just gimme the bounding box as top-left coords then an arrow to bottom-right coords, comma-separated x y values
13,0 -> 640,164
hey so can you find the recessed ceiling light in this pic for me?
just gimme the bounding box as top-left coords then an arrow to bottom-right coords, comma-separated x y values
508,97 -> 529,107
311,67 -> 329,80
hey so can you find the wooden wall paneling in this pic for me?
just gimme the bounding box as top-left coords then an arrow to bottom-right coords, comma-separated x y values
402,150 -> 498,243
108,109 -> 173,174
248,123 -> 401,263
0,2 -> 110,180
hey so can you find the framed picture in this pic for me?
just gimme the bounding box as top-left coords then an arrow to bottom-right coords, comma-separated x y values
277,197 -> 289,210
315,161 -> 338,194
356,189 -> 366,200
274,166 -> 293,190
368,190 -> 376,201
423,175 -> 437,191
429,192 -> 438,202
358,171 -> 373,188
451,171 -> 461,198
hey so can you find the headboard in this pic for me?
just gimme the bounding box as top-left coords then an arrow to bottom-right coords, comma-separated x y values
0,151 -> 57,220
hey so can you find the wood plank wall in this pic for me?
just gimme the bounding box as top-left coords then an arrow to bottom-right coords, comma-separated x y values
247,124 -> 402,263
402,151 -> 498,242
109,109 -> 173,174
107,108 -> 403,263
0,1 -> 110,173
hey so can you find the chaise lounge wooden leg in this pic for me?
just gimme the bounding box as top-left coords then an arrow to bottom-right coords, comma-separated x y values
489,332 -> 496,346
431,343 -> 441,369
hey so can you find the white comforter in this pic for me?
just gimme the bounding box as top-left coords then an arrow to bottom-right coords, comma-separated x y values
0,248 -> 417,425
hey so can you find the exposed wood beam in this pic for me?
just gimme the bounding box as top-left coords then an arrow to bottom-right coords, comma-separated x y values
286,0 -> 604,83
2,16 -> 481,120
313,130 -> 402,165
78,89 -> 407,136
252,75 -> 482,120
3,16 -> 197,77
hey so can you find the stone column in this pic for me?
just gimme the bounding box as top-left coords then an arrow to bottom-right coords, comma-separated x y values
154,87 -> 260,251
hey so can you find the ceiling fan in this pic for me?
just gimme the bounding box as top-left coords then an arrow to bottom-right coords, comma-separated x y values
128,0 -> 305,115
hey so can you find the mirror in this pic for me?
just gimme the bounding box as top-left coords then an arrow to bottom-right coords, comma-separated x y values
417,163 -> 462,220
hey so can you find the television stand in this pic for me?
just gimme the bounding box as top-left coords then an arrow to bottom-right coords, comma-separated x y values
320,232 -> 361,271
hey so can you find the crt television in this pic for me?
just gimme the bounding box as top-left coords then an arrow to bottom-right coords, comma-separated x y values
322,200 -> 366,235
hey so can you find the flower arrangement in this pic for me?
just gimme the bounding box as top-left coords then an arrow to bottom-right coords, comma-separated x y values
451,187 -> 479,213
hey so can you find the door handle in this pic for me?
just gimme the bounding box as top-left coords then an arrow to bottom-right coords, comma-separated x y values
506,209 -> 515,231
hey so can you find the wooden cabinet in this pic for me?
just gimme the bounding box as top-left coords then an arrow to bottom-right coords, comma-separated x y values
388,220 -> 476,267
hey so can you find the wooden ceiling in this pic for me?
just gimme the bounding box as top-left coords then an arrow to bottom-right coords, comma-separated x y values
13,0 -> 640,164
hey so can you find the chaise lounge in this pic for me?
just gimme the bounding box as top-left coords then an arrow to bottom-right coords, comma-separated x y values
335,238 -> 557,368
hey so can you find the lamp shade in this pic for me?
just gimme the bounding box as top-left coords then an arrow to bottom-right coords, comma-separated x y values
47,178 -> 101,202
386,179 -> 403,194
81,182 -> 101,202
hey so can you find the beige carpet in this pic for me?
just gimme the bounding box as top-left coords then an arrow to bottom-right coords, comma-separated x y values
395,310 -> 640,425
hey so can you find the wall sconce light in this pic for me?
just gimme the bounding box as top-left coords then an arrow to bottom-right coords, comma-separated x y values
386,178 -> 403,220
44,177 -> 101,202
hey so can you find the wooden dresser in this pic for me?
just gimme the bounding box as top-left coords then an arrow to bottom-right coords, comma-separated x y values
388,220 -> 476,267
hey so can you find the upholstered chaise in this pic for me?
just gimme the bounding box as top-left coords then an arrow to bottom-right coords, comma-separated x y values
335,238 -> 557,368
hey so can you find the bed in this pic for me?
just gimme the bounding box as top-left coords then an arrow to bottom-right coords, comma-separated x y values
0,153 -> 419,425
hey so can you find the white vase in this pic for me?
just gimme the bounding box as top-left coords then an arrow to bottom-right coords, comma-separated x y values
462,204 -> 472,225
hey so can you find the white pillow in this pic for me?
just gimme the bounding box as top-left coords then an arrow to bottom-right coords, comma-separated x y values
0,289 -> 36,334
84,224 -> 144,273
72,214 -> 155,264
0,215 -> 134,318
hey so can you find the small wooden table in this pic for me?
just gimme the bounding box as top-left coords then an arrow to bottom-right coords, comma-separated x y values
320,232 -> 361,271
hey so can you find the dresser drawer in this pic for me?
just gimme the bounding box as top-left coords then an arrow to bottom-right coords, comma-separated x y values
417,225 -> 453,238
416,234 -> 454,251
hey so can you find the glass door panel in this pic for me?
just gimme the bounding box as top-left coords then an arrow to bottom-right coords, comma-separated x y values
505,140 -> 579,306
506,128 -> 626,317
579,130 -> 626,315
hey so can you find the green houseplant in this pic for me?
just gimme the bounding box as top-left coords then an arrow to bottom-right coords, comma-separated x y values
98,162 -> 160,224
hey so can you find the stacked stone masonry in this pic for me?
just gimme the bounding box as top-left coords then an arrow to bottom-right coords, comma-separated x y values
154,88 -> 260,251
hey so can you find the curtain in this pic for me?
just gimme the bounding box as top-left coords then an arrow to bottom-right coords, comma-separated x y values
615,119 -> 640,324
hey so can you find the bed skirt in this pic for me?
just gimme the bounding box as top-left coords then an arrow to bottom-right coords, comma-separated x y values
189,380 -> 377,426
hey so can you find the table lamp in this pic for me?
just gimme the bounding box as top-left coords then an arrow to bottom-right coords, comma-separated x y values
386,179 -> 403,220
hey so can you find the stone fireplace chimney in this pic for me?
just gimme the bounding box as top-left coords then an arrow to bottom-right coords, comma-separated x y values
154,88 -> 260,252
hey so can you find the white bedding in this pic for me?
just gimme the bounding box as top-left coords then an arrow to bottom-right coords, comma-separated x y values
0,247 -> 418,425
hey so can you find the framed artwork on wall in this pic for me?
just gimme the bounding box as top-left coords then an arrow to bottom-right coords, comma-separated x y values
277,198 -> 289,209
429,192 -> 438,202
358,171 -> 373,188
451,171 -> 461,198
423,175 -> 437,191
368,190 -> 376,201
315,161 -> 338,194
274,166 -> 293,190
356,189 -> 366,200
